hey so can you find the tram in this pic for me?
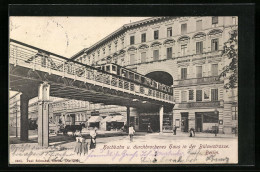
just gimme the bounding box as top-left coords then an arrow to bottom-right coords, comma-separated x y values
94,63 -> 173,95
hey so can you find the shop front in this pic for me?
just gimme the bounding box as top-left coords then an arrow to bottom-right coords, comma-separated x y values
88,116 -> 102,129
106,115 -> 126,131
195,111 -> 219,132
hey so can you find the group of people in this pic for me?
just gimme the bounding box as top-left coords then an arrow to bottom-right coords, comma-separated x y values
172,125 -> 196,137
74,128 -> 97,155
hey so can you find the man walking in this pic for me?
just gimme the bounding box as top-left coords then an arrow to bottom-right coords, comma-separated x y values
129,124 -> 135,142
173,125 -> 177,135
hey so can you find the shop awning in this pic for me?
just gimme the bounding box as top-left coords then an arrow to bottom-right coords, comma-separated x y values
108,115 -> 126,123
88,116 -> 102,123
101,116 -> 113,122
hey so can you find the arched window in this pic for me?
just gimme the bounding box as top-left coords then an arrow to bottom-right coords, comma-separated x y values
150,41 -> 162,48
163,39 -> 175,45
208,29 -> 223,37
192,32 -> 206,40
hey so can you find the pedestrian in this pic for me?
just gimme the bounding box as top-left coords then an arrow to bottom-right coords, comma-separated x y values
173,125 -> 177,135
129,124 -> 135,142
189,128 -> 195,137
74,135 -> 82,155
90,128 -> 97,150
147,123 -> 153,133
81,136 -> 88,155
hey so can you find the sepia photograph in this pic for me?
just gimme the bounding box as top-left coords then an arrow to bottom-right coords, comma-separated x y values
9,16 -> 239,164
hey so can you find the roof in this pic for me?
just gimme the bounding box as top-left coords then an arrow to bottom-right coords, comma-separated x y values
70,17 -> 172,60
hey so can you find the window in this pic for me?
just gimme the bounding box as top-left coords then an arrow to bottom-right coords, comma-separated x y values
196,20 -> 202,31
167,27 -> 172,37
232,106 -> 237,120
167,47 -> 172,59
181,44 -> 187,56
232,17 -> 237,25
130,36 -> 135,45
211,64 -> 218,76
141,52 -> 146,63
203,112 -> 219,123
130,54 -> 135,65
153,50 -> 159,60
181,91 -> 187,102
196,66 -> 202,78
141,33 -> 146,42
154,30 -> 159,40
204,88 -> 210,100
212,16 -> 218,24
211,89 -> 218,101
196,41 -> 203,54
181,68 -> 187,80
181,23 -> 187,34
196,90 -> 202,102
189,90 -> 194,101
211,39 -> 219,51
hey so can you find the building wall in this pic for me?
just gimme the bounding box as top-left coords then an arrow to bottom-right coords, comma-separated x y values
73,16 -> 238,134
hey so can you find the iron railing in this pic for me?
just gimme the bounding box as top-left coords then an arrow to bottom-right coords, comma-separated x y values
9,40 -> 174,104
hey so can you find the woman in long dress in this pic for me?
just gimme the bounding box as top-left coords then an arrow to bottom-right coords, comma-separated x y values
89,128 -> 97,150
74,136 -> 82,155
81,136 -> 88,155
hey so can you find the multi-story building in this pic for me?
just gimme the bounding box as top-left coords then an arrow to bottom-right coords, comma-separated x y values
71,16 -> 238,134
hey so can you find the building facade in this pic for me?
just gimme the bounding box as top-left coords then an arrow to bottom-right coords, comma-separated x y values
71,16 -> 238,134
9,16 -> 238,134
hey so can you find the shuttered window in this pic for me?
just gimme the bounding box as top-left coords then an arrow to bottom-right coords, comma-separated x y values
141,52 -> 146,63
211,89 -> 218,101
130,54 -> 135,65
196,20 -> 202,31
154,30 -> 159,40
196,90 -> 202,102
167,27 -> 172,37
204,88 -> 210,100
189,90 -> 194,101
196,41 -> 203,54
153,50 -> 159,61
181,23 -> 187,34
196,66 -> 202,78
181,91 -> 187,102
181,68 -> 187,80
167,47 -> 172,59
212,17 -> 218,24
141,33 -> 146,42
181,44 -> 187,56
130,36 -> 135,45
211,39 -> 219,51
211,64 -> 218,76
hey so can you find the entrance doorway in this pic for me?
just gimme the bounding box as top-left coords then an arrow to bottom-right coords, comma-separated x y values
195,113 -> 203,132
139,115 -> 159,132
181,112 -> 189,132
70,114 -> 75,125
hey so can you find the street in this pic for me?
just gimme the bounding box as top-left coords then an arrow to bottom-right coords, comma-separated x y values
9,132 -> 238,164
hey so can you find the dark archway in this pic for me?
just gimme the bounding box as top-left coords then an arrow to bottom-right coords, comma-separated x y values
145,71 -> 173,86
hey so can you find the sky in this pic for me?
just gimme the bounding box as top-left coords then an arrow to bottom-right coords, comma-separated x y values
10,17 -> 149,58
9,17 -> 149,97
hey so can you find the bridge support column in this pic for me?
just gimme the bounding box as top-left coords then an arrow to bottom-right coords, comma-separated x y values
38,82 -> 50,147
20,93 -> 30,141
159,105 -> 164,133
127,106 -> 130,134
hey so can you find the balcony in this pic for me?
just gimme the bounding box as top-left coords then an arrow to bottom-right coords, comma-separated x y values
174,76 -> 223,87
177,101 -> 222,109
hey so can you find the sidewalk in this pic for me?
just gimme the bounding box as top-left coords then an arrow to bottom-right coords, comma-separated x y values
148,131 -> 237,138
